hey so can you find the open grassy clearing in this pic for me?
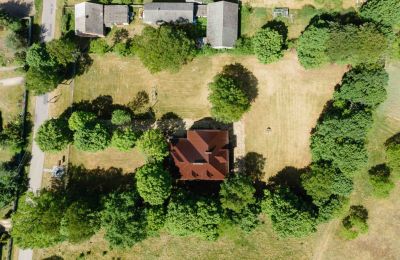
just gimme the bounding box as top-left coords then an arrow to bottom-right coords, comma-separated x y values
242,0 -> 357,9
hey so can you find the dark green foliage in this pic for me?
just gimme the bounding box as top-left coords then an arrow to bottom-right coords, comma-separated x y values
135,163 -> 171,205
334,65 -> 388,108
252,28 -> 284,64
89,39 -> 110,54
326,23 -> 388,66
311,110 -> 373,174
368,164 -> 394,198
261,187 -> 317,237
208,75 -> 250,123
61,8 -> 74,34
0,115 -> 25,153
46,39 -> 80,66
360,0 -> 400,27
25,66 -> 61,95
111,109 -> 131,125
219,174 -> 256,213
100,189 -> 146,248
340,205 -> 369,239
26,43 -> 57,69
35,118 -> 73,152
0,162 -> 27,208
74,123 -> 111,152
233,37 -> 254,55
132,26 -> 195,73
386,133 -> 400,178
12,191 -> 66,248
302,163 -> 353,206
60,201 -> 100,243
229,203 -> 261,232
111,128 -> 139,151
112,41 -> 131,56
297,25 -> 330,69
145,206 -> 166,236
165,192 -> 222,240
136,129 -> 169,161
68,111 -> 97,131
316,195 -> 348,223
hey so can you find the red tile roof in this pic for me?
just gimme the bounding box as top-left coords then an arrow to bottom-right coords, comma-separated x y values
170,130 -> 229,180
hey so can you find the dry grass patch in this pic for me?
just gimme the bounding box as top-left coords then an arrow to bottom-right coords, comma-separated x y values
242,0 -> 357,9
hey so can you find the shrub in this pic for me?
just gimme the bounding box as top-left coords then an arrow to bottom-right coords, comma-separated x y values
136,129 -> 169,161
68,111 -> 97,131
0,116 -> 25,153
35,118 -> 73,152
132,25 -> 195,73
89,39 -> 110,54
368,164 -> 394,198
135,163 -> 171,205
111,128 -> 139,151
340,205 -> 368,240
386,133 -> 400,179
219,174 -> 255,213
111,109 -> 131,125
297,25 -> 330,69
252,28 -> 284,64
74,123 -> 111,152
145,206 -> 166,236
208,75 -> 250,123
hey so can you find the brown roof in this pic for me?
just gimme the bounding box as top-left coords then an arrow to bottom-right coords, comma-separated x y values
170,130 -> 229,180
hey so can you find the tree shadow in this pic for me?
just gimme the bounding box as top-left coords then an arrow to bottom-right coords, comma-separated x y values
42,256 -> 64,260
76,53 -> 93,76
368,163 -> 390,178
348,205 -> 368,221
127,91 -> 150,114
221,63 -> 258,102
385,132 -> 400,147
262,20 -> 288,43
0,1 -> 32,18
156,112 -> 186,137
268,166 -> 310,198
235,152 -> 266,181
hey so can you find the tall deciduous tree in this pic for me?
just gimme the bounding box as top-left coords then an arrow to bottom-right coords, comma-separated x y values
111,128 -> 139,151
35,118 -> 73,152
132,26 -> 195,73
11,191 -> 66,248
252,28 -> 284,64
135,163 -> 171,205
68,111 -> 97,131
136,129 -> 169,161
297,25 -> 330,69
360,0 -> 400,27
219,174 -> 255,213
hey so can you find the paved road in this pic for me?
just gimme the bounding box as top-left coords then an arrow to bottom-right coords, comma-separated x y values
18,0 -> 56,259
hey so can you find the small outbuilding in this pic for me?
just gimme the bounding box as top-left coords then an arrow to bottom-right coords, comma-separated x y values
206,1 -> 238,49
143,2 -> 195,25
104,5 -> 130,27
75,2 -> 104,37
273,7 -> 289,18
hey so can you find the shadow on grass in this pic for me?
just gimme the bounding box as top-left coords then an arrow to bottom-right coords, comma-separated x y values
221,63 -> 258,102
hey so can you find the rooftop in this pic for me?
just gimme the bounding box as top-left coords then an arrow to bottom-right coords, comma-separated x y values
143,2 -> 195,24
170,130 -> 230,180
75,2 -> 104,37
104,5 -> 130,27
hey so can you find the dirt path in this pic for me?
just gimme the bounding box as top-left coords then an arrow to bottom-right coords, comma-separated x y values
312,220 -> 339,260
0,76 -> 24,87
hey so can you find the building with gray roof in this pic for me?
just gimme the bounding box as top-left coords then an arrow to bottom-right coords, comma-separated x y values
75,2 -> 104,37
104,5 -> 130,27
143,2 -> 195,25
206,1 -> 238,48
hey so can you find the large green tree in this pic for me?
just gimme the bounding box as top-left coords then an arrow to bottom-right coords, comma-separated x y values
60,201 -> 100,243
11,191 -> 66,248
35,118 -> 73,152
100,189 -> 146,248
297,25 -> 330,69
334,66 -> 388,108
26,43 -> 57,69
360,0 -> 400,27
136,129 -> 169,161
219,174 -> 255,213
73,123 -> 111,152
46,38 -> 80,66
132,26 -> 195,73
208,75 -> 250,123
165,192 -> 222,240
252,28 -> 284,64
135,163 -> 172,205
262,187 -> 317,237
68,111 -> 97,131
25,67 -> 61,95
0,163 -> 27,208
111,128 -> 139,151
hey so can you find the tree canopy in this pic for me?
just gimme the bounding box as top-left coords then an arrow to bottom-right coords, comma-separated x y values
35,118 -> 73,152
100,189 -> 146,248
0,162 -> 27,208
340,205 -> 369,240
136,129 -> 169,161
252,28 -> 284,64
68,111 -> 97,131
219,174 -> 256,213
368,164 -> 394,198
297,25 -> 330,69
111,128 -> 139,151
360,0 -> 400,27
135,163 -> 172,205
12,191 -> 66,248
111,110 -> 131,125
208,75 -> 250,123
73,123 -> 111,152
132,26 -> 195,73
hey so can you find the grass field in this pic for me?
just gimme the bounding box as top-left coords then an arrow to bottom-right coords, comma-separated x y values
242,0 -> 358,9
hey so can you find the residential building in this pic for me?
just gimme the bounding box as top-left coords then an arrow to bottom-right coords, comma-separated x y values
75,2 -> 104,37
